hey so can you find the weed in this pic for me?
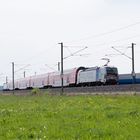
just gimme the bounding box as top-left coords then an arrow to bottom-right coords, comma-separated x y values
31,88 -> 41,95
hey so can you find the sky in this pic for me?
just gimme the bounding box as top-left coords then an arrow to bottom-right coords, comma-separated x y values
0,0 -> 140,85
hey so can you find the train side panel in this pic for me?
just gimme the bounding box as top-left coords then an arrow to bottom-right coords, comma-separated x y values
3,83 -> 9,90
53,74 -> 61,87
50,67 -> 85,87
50,69 -> 76,87
18,78 -> 30,89
136,73 -> 140,84
68,68 -> 78,85
30,75 -> 46,88
119,74 -> 133,84
8,82 -> 13,90
42,74 -> 50,87
48,72 -> 56,87
77,68 -> 97,85
52,74 -> 70,87
119,73 -> 140,84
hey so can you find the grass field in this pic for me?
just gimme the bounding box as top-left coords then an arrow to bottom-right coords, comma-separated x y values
0,93 -> 140,140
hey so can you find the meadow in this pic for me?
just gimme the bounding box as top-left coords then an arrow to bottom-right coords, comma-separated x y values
0,93 -> 140,140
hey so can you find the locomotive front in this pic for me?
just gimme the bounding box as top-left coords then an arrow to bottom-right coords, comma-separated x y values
105,67 -> 118,85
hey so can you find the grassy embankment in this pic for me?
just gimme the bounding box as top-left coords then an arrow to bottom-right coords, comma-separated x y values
0,93 -> 140,139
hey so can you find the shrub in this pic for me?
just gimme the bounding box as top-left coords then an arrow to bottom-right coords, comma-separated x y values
31,88 -> 41,95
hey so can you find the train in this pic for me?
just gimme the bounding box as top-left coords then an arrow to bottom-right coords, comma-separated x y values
119,73 -> 140,84
3,66 -> 118,90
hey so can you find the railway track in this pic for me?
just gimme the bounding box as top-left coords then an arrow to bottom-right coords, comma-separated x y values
1,84 -> 140,95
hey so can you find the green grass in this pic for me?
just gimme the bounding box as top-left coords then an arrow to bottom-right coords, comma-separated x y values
0,93 -> 140,140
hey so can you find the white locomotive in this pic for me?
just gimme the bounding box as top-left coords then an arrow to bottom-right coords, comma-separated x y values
77,66 -> 118,86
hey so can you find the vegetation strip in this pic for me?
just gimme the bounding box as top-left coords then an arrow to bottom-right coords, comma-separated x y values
0,93 -> 140,139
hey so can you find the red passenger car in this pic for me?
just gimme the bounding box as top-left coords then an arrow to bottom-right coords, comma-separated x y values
3,67 -> 85,90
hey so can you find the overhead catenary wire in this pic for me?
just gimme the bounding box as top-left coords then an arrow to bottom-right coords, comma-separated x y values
14,64 -> 31,73
18,43 -> 58,64
105,46 -> 130,58
105,54 -> 122,57
64,45 -> 88,58
111,46 -> 132,60
64,46 -> 85,48
63,46 -> 88,60
86,34 -> 140,56
45,64 -> 57,71
64,21 -> 140,43
89,34 -> 140,48
64,46 -> 73,55
72,53 -> 91,57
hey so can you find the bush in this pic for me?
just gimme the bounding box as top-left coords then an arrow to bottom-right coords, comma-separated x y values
31,88 -> 41,95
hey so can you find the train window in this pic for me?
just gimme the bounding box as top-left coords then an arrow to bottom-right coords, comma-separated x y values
106,67 -> 118,75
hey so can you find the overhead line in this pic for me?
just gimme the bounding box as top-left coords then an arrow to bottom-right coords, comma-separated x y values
14,64 -> 31,73
45,64 -> 57,71
65,21 -> 140,43
89,34 -> 140,49
63,47 -> 88,60
19,43 -> 58,64
65,46 -> 73,55
111,47 -> 132,60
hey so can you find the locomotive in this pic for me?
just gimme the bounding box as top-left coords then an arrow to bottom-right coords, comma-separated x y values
77,66 -> 118,86
3,66 -> 118,90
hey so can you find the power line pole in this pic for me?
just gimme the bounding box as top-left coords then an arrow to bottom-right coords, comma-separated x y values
58,42 -> 64,95
112,43 -> 136,84
24,71 -> 26,78
6,76 -> 8,84
12,62 -> 15,94
35,72 -> 37,76
132,43 -> 136,84
58,62 -> 60,71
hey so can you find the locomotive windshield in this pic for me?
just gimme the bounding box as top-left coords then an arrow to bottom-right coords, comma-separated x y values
106,67 -> 118,75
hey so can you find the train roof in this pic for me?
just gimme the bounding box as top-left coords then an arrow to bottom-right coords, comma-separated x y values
83,66 -> 117,70
101,66 -> 117,68
8,66 -> 85,82
49,66 -> 85,75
